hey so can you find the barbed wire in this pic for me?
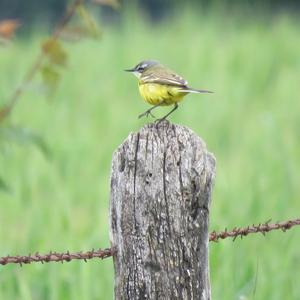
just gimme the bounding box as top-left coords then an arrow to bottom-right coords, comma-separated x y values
1,218 -> 299,266
0,248 -> 113,266
209,218 -> 300,242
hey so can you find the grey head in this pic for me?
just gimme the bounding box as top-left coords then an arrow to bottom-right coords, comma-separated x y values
125,60 -> 160,78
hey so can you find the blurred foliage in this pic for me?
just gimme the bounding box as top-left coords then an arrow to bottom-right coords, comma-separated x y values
42,39 -> 68,66
0,126 -> 51,158
0,176 -> 10,192
0,126 -> 51,191
0,19 -> 21,39
0,19 -> 21,46
76,5 -> 102,39
0,0 -> 106,191
0,0 -> 67,25
0,0 -> 299,26
41,39 -> 68,95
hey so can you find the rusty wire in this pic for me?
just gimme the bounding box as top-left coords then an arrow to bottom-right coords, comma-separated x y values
209,218 -> 300,242
0,248 -> 113,266
1,218 -> 299,266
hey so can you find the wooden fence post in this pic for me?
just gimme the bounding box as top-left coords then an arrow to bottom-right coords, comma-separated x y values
109,121 -> 216,300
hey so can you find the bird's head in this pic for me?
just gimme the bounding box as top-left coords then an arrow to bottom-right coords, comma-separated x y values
125,60 -> 160,78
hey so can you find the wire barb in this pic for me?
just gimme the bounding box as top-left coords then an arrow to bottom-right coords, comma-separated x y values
1,219 -> 299,266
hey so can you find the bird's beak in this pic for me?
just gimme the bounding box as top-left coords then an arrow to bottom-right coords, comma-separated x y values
124,68 -> 135,72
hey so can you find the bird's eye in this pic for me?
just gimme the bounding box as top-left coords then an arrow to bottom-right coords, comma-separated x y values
137,63 -> 148,71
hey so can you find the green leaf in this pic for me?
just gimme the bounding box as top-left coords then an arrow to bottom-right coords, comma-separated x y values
77,5 -> 102,39
40,64 -> 61,96
42,39 -> 68,67
0,126 -> 51,159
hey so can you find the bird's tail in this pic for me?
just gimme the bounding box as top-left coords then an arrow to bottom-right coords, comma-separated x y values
179,87 -> 213,94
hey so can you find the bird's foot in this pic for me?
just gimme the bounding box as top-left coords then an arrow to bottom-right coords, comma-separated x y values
138,110 -> 156,119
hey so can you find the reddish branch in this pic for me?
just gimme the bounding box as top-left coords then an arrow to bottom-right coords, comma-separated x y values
0,0 -> 83,121
1,218 -> 299,266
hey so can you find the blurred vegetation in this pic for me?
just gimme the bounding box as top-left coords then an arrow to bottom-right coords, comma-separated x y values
1,0 -> 300,25
1,2 -> 300,300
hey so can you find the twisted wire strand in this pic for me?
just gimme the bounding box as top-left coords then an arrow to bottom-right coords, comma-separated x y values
1,218 -> 299,266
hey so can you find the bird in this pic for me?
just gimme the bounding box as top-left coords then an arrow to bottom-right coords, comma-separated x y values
125,60 -> 212,121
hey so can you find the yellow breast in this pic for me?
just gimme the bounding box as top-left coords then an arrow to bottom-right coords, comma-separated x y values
138,83 -> 187,106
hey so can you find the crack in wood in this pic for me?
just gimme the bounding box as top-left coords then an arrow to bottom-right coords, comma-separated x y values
133,132 -> 140,231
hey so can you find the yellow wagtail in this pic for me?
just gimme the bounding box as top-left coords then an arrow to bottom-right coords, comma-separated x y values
125,60 -> 213,120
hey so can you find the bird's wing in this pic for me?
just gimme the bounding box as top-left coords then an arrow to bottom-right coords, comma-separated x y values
141,68 -> 188,87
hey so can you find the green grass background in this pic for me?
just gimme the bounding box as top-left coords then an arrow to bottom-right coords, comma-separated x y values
1,6 -> 300,300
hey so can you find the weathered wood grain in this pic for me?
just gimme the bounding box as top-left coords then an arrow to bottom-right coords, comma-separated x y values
110,120 -> 215,300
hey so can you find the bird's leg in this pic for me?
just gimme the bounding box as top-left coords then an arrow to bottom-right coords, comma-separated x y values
138,102 -> 164,119
156,103 -> 178,124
